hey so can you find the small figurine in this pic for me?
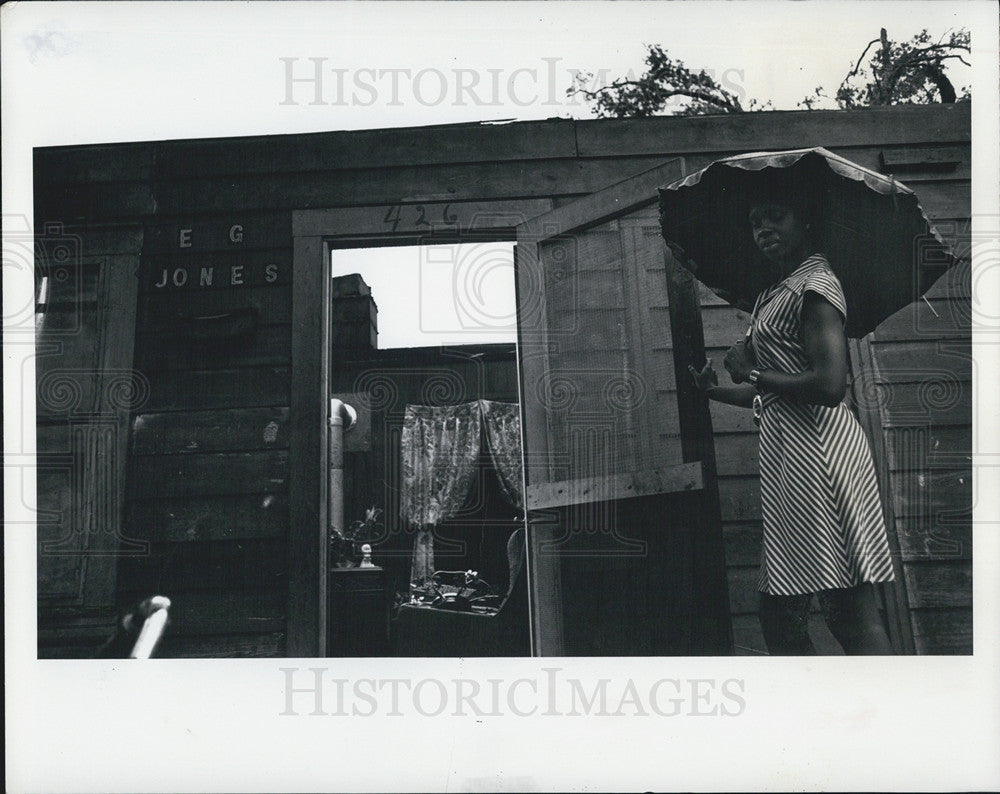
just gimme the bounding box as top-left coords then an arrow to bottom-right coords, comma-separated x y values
359,543 -> 374,568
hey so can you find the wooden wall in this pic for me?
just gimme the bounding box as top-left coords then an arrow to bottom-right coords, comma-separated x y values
33,102 -> 971,657
862,259 -> 973,654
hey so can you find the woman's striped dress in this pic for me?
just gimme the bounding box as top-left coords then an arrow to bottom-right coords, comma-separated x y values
748,254 -> 895,595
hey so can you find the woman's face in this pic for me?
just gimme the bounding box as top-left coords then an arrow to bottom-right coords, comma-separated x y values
749,201 -> 809,265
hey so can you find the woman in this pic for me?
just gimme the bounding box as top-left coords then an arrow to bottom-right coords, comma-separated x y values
688,193 -> 895,655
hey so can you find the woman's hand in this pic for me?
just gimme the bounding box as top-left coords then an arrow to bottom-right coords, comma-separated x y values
688,359 -> 719,392
723,341 -> 754,384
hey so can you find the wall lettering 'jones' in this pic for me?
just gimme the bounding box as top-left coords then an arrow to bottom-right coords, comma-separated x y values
152,223 -> 281,289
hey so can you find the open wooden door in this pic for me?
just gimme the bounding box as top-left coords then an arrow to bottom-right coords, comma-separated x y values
515,160 -> 733,656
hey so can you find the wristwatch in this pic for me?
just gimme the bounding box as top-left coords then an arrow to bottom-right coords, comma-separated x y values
747,369 -> 762,386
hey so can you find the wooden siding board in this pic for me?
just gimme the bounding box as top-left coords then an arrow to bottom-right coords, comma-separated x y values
116,539 -> 286,594
890,467 -> 971,520
129,451 -> 289,498
902,561 -> 972,608
870,340 -> 971,383
884,425 -> 971,472
573,104 -> 970,158
117,589 -> 286,636
723,522 -> 763,567
36,120 -> 579,186
909,608 -> 973,655
718,476 -> 762,522
131,407 -> 291,455
895,518 -> 971,562
135,325 -> 292,372
158,632 -> 285,658
125,494 -> 288,543
139,367 -> 291,411
140,284 -> 293,327
36,106 -> 969,189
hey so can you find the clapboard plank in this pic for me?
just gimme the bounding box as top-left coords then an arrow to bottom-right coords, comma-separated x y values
727,566 -> 760,615
574,103 -> 970,158
140,284 -> 293,328
901,561 -> 972,608
870,340 -> 971,382
909,607 -> 973,655
872,299 -> 970,341
142,214 -> 292,253
723,522 -> 763,567
714,434 -> 761,477
116,538 -> 286,593
131,407 -> 291,455
158,632 -> 285,658
38,155 -> 669,220
139,367 -> 291,411
117,589 -> 285,636
890,468 -> 971,520
139,249 -> 292,292
125,494 -> 288,543
894,518 -> 971,561
876,382 -> 971,428
36,105 -> 968,188
135,325 -> 291,372
883,425 -> 971,472
718,476 -> 762,523
129,451 -> 289,498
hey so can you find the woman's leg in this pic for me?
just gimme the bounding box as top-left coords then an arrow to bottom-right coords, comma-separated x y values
818,584 -> 894,655
759,591 -> 816,655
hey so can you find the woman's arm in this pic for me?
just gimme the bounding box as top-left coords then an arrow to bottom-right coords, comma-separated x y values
724,292 -> 848,407
688,359 -> 757,408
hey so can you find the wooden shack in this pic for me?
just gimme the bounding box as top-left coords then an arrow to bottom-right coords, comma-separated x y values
33,102 -> 971,658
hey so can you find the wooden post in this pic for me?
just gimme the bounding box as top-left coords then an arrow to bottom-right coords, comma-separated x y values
848,337 -> 916,655
663,245 -> 733,654
288,232 -> 330,657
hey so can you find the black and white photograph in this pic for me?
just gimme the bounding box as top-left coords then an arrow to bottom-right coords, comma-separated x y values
5,1 -> 999,791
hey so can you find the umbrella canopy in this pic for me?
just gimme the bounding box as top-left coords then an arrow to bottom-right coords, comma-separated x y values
658,147 -> 956,338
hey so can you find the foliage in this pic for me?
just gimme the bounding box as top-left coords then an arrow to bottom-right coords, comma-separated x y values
799,28 -> 971,109
568,29 -> 969,118
330,506 -> 383,567
568,44 -> 770,118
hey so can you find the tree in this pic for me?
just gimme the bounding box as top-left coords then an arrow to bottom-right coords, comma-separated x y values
569,44 -> 769,117
799,28 -> 970,109
569,29 -> 970,117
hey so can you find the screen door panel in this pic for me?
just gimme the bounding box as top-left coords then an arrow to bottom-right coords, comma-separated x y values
514,159 -> 709,655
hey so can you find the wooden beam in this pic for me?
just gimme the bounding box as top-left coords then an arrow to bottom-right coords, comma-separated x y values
287,232 -> 329,656
663,245 -> 733,654
294,199 -> 554,238
517,159 -> 685,235
574,103 -> 970,158
526,461 -> 703,510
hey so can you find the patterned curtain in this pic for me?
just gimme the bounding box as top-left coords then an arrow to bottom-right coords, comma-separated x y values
480,399 -> 523,509
400,402 -> 482,588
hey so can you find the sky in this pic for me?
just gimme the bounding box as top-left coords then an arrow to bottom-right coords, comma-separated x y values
4,1 -> 984,347
4,2 -> 1000,792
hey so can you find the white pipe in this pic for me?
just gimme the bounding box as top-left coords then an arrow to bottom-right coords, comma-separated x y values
329,399 -> 357,538
128,596 -> 171,659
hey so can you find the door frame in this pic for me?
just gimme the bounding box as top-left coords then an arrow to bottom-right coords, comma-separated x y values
286,199 -> 552,656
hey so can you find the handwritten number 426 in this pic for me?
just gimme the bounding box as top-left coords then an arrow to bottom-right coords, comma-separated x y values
382,204 -> 458,233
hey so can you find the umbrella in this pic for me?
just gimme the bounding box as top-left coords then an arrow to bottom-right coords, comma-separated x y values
658,147 -> 957,338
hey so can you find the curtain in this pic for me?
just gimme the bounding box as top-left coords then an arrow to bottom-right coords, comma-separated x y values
399,400 -> 524,592
400,402 -> 482,588
480,400 -> 523,509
